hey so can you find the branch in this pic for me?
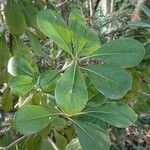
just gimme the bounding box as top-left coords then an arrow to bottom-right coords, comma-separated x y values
48,138 -> 60,150
93,0 -> 101,15
0,135 -> 28,150
56,0 -> 67,8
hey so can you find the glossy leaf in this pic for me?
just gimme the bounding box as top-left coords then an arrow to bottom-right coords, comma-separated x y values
69,9 -> 100,55
87,38 -> 145,68
37,9 -> 72,54
18,0 -> 37,27
7,57 -> 34,77
69,9 -> 86,53
83,64 -> 132,99
14,105 -> 56,134
26,30 -> 42,56
81,102 -> 137,128
55,64 -> 88,115
38,69 -> 60,93
66,138 -> 82,150
73,120 -> 110,150
9,75 -> 34,96
5,0 -> 26,35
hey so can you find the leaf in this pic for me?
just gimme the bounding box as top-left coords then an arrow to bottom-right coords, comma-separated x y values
26,136 -> 41,150
80,102 -> 137,128
41,138 -> 54,150
144,42 -> 150,60
9,75 -> 34,96
1,88 -> 13,112
129,20 -> 150,28
140,4 -> 150,17
38,69 -> 60,93
0,134 -> 14,147
69,9 -> 86,53
65,138 -> 82,150
0,69 -> 9,88
87,38 -> 145,68
83,64 -> 132,99
26,30 -> 42,56
133,94 -> 150,113
12,37 -> 31,60
7,57 -> 34,77
69,9 -> 100,55
73,120 -> 110,150
14,105 -> 56,134
77,28 -> 100,56
4,0 -> 26,35
55,130 -> 68,150
37,9 -> 72,54
55,64 -> 88,115
51,116 -> 67,130
0,32 -> 11,69
18,0 -> 38,27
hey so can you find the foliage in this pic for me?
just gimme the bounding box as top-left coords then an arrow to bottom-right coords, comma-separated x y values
0,0 -> 148,150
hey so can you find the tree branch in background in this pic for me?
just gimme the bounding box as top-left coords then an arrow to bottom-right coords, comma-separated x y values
93,0 -> 101,15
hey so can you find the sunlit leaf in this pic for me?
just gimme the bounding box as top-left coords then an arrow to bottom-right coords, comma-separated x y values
55,63 -> 88,115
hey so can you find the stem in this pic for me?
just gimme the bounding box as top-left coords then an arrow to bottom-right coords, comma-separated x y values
48,138 -> 60,150
56,0 -> 67,8
0,135 -> 28,150
93,0 -> 101,15
88,0 -> 93,25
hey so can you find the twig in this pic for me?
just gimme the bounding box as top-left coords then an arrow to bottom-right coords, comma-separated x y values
0,135 -> 28,150
93,0 -> 101,15
56,0 -> 67,8
48,138 -> 59,150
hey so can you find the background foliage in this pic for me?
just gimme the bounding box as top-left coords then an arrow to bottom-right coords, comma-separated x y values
0,0 -> 150,150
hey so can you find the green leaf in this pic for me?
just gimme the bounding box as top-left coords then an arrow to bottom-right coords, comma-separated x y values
69,9 -> 100,55
77,28 -> 100,56
83,64 -> 132,99
14,105 -> 56,134
81,102 -> 137,128
1,88 -> 13,112
66,138 -> 82,150
0,69 -> 9,88
26,136 -> 41,150
55,130 -> 68,150
129,20 -> 150,28
55,64 -> 88,115
4,0 -> 26,35
9,75 -> 34,96
87,38 -> 145,68
0,32 -> 11,69
12,37 -> 31,60
140,4 -> 150,17
7,57 -> 34,77
0,134 -> 14,148
69,9 -> 86,53
18,0 -> 38,27
73,120 -> 110,150
41,138 -> 54,150
26,30 -> 42,56
37,9 -> 72,54
38,69 -> 60,93
51,116 -> 67,130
